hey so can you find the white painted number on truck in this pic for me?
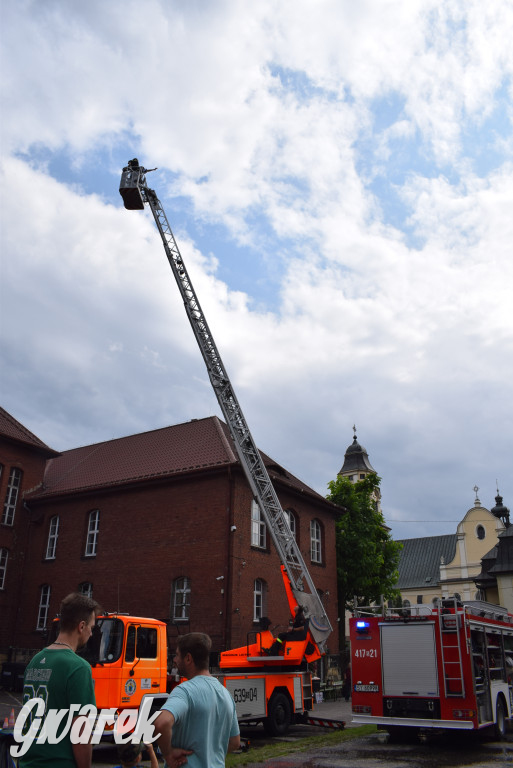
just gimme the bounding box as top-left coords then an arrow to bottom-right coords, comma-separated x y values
354,648 -> 377,658
224,677 -> 266,719
233,687 -> 258,703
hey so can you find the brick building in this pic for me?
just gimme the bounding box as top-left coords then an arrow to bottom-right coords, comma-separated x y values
1,408 -> 340,666
0,407 -> 60,663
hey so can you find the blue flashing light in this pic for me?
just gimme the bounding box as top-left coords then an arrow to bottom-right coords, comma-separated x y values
356,621 -> 370,634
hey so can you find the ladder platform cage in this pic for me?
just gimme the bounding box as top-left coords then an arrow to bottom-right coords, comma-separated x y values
120,160 -> 145,210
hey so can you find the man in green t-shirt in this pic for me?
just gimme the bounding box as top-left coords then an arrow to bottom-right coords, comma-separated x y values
20,592 -> 99,768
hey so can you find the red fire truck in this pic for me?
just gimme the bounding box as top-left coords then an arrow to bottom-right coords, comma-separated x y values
350,598 -> 513,738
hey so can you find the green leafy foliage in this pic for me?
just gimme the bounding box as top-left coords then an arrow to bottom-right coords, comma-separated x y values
327,473 -> 402,618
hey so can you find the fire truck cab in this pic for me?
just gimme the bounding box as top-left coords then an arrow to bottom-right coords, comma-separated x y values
350,598 -> 513,738
80,615 -> 169,711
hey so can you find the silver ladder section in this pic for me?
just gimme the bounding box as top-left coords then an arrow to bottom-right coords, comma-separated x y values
119,162 -> 332,651
439,599 -> 465,698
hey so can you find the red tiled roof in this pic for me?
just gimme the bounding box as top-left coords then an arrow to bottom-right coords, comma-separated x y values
29,416 -> 236,499
0,406 -> 59,457
26,415 -> 330,507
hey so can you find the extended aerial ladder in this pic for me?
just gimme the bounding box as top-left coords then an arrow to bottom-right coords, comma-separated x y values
119,159 -> 332,655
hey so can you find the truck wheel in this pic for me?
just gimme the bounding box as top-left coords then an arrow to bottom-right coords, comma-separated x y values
264,692 -> 292,736
494,696 -> 506,739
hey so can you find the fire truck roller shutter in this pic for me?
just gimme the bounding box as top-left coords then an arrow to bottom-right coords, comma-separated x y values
381,623 -> 439,698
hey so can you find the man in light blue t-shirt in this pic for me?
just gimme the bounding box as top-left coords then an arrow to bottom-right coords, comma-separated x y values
154,633 -> 240,768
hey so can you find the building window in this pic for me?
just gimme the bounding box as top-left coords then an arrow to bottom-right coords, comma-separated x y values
283,509 -> 297,541
2,467 -> 23,526
359,474 -> 365,479
476,525 -> 485,540
37,585 -> 51,630
0,548 -> 8,590
85,510 -> 100,556
45,516 -> 59,560
253,578 -> 267,622
173,577 -> 190,621
78,582 -> 93,598
310,520 -> 322,563
417,595 -> 423,604
251,501 -> 266,549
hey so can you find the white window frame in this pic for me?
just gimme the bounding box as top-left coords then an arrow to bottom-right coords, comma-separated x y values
476,524 -> 486,540
284,509 -> 297,540
37,585 -> 51,630
2,467 -> 22,526
45,515 -> 59,560
85,510 -> 100,556
251,501 -> 266,549
253,578 -> 266,622
173,577 -> 191,621
78,582 -> 93,598
310,519 -> 322,563
0,548 -> 8,590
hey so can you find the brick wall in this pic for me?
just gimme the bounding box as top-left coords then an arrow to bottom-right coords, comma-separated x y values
0,437 -> 50,661
13,465 -> 339,656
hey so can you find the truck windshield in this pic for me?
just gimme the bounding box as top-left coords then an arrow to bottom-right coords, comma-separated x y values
79,618 -> 124,665
97,618 -> 124,663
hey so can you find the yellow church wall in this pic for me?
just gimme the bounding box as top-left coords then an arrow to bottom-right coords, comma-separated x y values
397,502 -> 506,610
497,576 -> 513,614
399,585 -> 442,609
442,505 -> 504,577
461,507 -> 503,562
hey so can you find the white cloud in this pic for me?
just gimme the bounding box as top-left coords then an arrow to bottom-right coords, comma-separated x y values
1,0 -> 512,542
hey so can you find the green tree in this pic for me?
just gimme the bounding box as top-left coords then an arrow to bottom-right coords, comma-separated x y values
327,473 -> 402,633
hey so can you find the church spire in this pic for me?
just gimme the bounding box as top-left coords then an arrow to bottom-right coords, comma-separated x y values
491,487 -> 511,527
338,428 -> 376,477
337,428 -> 382,516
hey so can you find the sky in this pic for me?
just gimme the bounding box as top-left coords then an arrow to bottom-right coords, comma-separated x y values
1,0 -> 512,542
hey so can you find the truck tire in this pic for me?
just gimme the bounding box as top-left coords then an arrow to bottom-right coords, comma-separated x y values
264,692 -> 292,736
494,695 -> 506,739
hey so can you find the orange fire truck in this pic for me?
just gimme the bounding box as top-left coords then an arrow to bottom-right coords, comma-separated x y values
98,159 -> 336,735
75,566 -> 320,736
350,598 -> 513,738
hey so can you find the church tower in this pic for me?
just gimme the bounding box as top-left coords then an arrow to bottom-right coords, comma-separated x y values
338,426 -> 382,514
